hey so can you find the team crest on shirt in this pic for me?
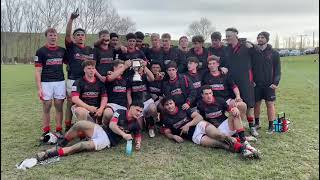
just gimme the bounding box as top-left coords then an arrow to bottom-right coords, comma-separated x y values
34,56 -> 39,62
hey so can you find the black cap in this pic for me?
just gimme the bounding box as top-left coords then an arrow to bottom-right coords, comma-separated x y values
258,31 -> 270,42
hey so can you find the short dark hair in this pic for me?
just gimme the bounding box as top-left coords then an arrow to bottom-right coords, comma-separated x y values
45,28 -> 57,36
179,36 -> 188,43
161,96 -> 175,107
150,61 -> 162,68
161,33 -> 171,40
211,32 -> 222,41
73,28 -> 86,35
192,35 -> 205,43
82,60 -> 96,68
110,33 -> 118,39
126,33 -> 136,41
187,56 -> 199,64
201,85 -> 213,94
165,61 -> 177,70
130,100 -> 144,109
225,27 -> 239,34
113,59 -> 124,68
98,30 -> 109,37
207,56 -> 220,63
135,31 -> 145,40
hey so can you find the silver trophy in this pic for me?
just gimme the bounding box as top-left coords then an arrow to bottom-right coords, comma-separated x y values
132,59 -> 143,81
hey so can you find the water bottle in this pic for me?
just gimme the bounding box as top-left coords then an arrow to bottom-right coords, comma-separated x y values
126,140 -> 133,156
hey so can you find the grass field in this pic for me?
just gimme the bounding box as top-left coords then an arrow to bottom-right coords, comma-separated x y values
1,55 -> 319,180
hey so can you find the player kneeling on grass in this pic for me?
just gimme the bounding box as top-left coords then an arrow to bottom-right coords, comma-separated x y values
160,96 -> 258,159
197,85 -> 260,155
36,120 -> 110,161
71,60 -> 108,123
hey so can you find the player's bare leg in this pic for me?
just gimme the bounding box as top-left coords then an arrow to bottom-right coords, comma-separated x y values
64,97 -> 73,131
54,99 -> 64,137
41,100 -> 52,138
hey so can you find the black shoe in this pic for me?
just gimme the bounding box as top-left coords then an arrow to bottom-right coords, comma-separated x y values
65,125 -> 72,133
55,131 -> 64,139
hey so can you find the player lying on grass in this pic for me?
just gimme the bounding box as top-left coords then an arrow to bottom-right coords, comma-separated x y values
36,101 -> 144,161
160,96 -> 260,159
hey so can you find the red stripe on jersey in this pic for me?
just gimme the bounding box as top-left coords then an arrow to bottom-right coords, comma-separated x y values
134,133 -> 142,138
35,63 -> 43,67
249,69 -> 253,82
71,92 -> 80,97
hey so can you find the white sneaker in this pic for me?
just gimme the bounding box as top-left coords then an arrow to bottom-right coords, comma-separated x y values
244,141 -> 261,159
148,129 -> 155,138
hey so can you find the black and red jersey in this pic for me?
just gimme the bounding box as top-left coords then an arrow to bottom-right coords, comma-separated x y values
105,76 -> 128,107
197,97 -> 230,127
118,49 -> 147,61
127,74 -> 151,103
93,46 -> 115,76
208,46 -> 226,67
252,44 -> 281,87
162,108 -> 196,140
105,109 -> 141,146
65,40 -> 94,80
202,71 -> 237,100
162,48 -> 187,73
71,76 -> 107,107
221,42 -> 255,107
35,45 -> 66,82
147,78 -> 163,100
145,47 -> 165,69
186,47 -> 209,70
184,71 -> 203,104
162,74 -> 196,108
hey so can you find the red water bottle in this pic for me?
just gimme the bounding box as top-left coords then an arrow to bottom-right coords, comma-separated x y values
282,119 -> 288,132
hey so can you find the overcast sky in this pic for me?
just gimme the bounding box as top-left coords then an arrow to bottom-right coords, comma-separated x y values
113,0 -> 319,45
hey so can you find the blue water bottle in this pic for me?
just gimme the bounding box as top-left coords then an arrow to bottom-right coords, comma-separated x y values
126,140 -> 133,156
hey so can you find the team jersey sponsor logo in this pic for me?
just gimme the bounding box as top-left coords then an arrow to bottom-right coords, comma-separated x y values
205,110 -> 223,119
164,60 -> 171,65
82,91 -> 99,98
71,86 -> 77,91
34,56 -> 39,62
100,58 -> 113,64
173,117 -> 191,129
46,58 -> 63,65
113,86 -> 126,92
210,84 -> 225,90
193,81 -> 201,89
171,88 -> 182,95
149,87 -> 161,93
74,53 -> 94,61
132,85 -> 147,92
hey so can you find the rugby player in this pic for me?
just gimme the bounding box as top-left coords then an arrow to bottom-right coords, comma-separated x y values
34,28 -> 66,139
160,97 -> 258,159
71,60 -> 107,123
64,10 -> 94,131
186,35 -> 209,71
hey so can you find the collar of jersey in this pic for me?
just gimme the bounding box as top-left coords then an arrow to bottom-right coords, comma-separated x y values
83,76 -> 97,83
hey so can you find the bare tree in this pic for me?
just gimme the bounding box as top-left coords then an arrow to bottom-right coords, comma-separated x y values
186,17 -> 215,41
4,0 -> 23,32
37,0 -> 64,29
